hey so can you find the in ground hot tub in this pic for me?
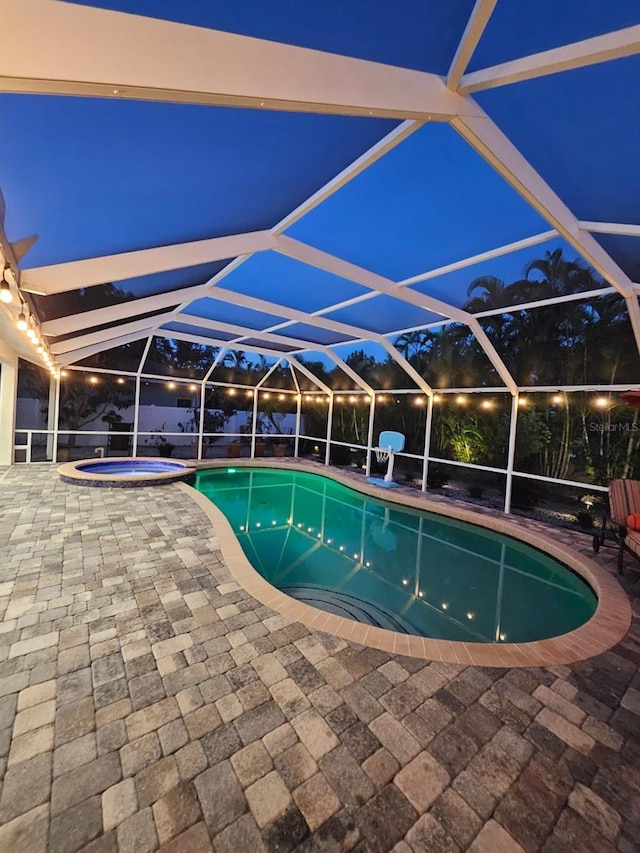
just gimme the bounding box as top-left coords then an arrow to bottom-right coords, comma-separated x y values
58,457 -> 196,487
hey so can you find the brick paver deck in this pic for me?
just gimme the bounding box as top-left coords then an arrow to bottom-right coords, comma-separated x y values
1,464 -> 639,853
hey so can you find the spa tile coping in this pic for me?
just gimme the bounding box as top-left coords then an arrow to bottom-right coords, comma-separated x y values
180,458 -> 630,668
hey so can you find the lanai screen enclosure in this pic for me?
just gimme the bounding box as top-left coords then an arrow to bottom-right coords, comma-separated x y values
1,0 -> 639,516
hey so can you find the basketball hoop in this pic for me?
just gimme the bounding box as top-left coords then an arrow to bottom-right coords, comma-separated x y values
368,432 -> 405,488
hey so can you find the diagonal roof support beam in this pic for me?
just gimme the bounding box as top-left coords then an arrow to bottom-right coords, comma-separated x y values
578,221 -> 640,237
42,289 -> 204,337
321,350 -> 373,395
275,235 -> 467,321
2,0 -> 479,122
378,339 -> 432,395
57,330 -> 154,366
22,231 -> 275,296
288,356 -> 333,396
50,313 -> 177,355
172,313 -> 349,351
288,359 -> 332,396
398,230 -> 557,287
157,330 -> 300,362
460,25 -> 640,94
447,0 -> 498,91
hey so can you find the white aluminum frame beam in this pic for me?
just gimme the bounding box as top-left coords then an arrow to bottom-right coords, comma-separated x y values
578,221 -> 640,237
398,230 -> 558,287
460,25 -> 640,94
1,0 -> 480,122
289,359 -> 332,395
22,231 -> 276,296
50,312 -> 177,355
57,330 -> 154,366
156,330 -> 300,362
173,312 -> 351,351
275,235 -> 468,322
446,0 -> 498,91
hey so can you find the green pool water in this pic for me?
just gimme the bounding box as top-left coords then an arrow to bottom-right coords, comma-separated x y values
195,467 -> 597,644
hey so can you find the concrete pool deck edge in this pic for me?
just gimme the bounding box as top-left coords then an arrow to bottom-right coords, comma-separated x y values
181,458 -> 632,668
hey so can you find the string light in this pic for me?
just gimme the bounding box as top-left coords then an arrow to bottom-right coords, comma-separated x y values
551,394 -> 563,405
0,280 -> 12,304
89,376 -> 98,385
263,392 -> 270,400
481,400 -> 493,410
455,395 -> 466,405
518,397 -> 528,407
167,382 -> 176,390
228,388 -> 236,396
595,396 -> 609,408
16,306 -> 28,331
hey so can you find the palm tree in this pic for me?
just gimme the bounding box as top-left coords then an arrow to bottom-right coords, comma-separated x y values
222,350 -> 248,369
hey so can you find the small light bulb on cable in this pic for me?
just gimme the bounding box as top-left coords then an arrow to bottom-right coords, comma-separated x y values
0,280 -> 12,304
16,307 -> 28,332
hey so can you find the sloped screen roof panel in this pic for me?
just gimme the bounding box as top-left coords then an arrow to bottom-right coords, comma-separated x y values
220,253 -> 371,313
287,124 -> 548,281
324,295 -> 442,335
410,238 -> 598,310
469,0 -> 640,71
0,94 -> 394,266
476,56 -> 640,224
182,298 -> 288,330
276,324 -> 356,347
592,235 -> 640,283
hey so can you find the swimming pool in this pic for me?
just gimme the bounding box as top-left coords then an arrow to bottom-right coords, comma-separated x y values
196,466 -> 598,645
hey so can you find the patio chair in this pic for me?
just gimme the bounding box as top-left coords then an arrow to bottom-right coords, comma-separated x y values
600,478 -> 640,574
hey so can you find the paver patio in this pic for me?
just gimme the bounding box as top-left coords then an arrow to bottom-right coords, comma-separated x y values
1,464 -> 639,853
